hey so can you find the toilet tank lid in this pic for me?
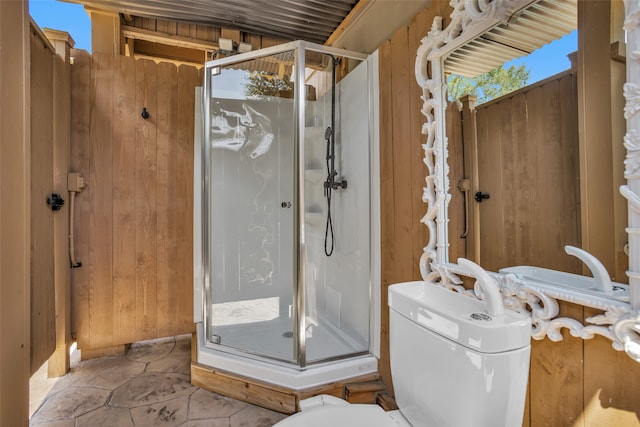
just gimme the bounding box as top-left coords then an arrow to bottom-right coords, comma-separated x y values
388,281 -> 531,353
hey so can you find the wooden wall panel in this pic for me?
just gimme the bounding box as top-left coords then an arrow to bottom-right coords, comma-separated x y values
475,73 -> 581,273
88,53 -> 115,350
174,65 -> 200,333
511,91 -> 534,266
156,62 -> 179,338
154,18 -> 175,35
446,102 -> 465,262
71,53 -> 199,353
460,96 -> 481,263
577,0 -> 615,277
26,22 -> 75,383
377,0 -> 452,393
497,97 -> 516,267
29,27 -> 57,375
582,309 -> 640,426
465,72 -> 586,426
0,1 -> 30,423
112,55 -> 137,345
126,15 -> 285,64
407,8 -> 430,280
49,43 -> 72,377
378,39 -> 394,390
156,63 -> 199,337
389,25 -> 413,290
134,58 -> 159,341
70,49 -> 92,350
529,302 -> 585,427
475,99 -> 505,270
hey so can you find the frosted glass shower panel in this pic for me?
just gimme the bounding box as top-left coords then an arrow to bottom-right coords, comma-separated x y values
207,54 -> 296,363
303,56 -> 371,364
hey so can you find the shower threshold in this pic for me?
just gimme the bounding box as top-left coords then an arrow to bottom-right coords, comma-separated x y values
192,323 -> 379,413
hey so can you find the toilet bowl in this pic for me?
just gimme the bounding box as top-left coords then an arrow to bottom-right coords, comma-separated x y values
274,260 -> 532,427
274,395 -> 409,426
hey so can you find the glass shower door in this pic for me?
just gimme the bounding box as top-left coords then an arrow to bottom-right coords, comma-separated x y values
206,52 -> 297,363
301,51 -> 371,365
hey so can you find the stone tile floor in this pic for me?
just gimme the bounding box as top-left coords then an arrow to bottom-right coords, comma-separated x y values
29,335 -> 288,426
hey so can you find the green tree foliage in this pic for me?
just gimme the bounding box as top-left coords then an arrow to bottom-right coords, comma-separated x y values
447,64 -> 530,104
245,72 -> 293,98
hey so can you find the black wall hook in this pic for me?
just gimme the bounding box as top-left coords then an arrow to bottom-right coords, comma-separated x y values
141,107 -> 150,119
474,191 -> 490,203
47,193 -> 65,211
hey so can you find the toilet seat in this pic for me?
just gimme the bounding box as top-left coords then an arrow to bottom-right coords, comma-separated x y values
273,404 -> 410,427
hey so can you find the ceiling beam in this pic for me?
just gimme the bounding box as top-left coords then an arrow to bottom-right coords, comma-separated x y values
121,24 -> 218,52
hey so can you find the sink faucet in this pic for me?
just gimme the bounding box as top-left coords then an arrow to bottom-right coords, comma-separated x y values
564,245 -> 613,292
457,258 -> 504,317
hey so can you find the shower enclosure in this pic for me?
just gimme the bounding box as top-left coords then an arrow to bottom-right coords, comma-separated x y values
194,41 -> 379,389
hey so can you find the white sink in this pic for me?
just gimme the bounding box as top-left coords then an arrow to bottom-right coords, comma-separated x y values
499,265 -> 630,302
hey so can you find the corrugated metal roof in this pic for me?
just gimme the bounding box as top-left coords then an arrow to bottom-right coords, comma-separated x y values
444,0 -> 577,77
64,0 -> 359,44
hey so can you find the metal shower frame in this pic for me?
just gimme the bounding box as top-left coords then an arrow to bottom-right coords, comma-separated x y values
201,40 -> 369,368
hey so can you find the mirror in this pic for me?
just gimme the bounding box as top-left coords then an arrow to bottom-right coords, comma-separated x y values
444,19 -> 582,277
415,0 -> 640,361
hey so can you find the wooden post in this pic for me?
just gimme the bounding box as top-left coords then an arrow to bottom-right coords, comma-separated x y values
124,36 -> 135,57
609,1 -> 628,283
0,0 -> 31,425
460,95 -> 480,263
576,0 -> 616,275
87,7 -> 120,56
43,29 -> 75,378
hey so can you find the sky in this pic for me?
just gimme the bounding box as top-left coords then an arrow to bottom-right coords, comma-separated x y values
30,0 -> 91,51
29,0 -> 577,85
506,30 -> 578,84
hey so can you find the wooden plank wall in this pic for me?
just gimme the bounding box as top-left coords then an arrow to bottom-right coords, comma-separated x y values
381,3 -> 640,427
377,2 -> 451,392
459,71 -> 586,427
70,51 -> 202,354
474,72 -> 581,273
29,24 -> 60,375
446,102 -> 466,262
122,15 -> 290,66
128,16 -> 290,52
0,0 -> 31,423
42,29 -> 75,377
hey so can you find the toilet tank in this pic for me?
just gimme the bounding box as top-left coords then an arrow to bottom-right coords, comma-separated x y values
388,281 -> 531,427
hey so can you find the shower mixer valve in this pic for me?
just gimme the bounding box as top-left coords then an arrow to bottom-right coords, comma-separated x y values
324,176 -> 348,191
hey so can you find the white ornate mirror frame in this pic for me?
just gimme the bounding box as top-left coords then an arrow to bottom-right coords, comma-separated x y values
415,0 -> 640,362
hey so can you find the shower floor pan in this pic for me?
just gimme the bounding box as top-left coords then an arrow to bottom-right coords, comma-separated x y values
211,315 -> 367,362
194,321 -> 377,393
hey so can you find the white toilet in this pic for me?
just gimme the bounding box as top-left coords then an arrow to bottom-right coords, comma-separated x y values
274,267 -> 532,426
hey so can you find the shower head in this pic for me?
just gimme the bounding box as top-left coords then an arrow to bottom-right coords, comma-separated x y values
324,126 -> 332,141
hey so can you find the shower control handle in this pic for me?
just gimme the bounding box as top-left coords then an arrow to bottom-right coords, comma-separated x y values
281,201 -> 292,208
47,193 -> 65,211
325,178 -> 348,191
474,191 -> 490,203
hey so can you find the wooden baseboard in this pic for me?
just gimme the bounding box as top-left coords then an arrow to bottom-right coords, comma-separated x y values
376,391 -> 399,411
345,380 -> 386,404
80,343 -> 130,360
47,343 -> 70,378
191,361 -> 382,414
190,333 -> 197,363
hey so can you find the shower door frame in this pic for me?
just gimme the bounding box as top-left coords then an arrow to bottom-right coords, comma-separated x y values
201,40 -> 370,369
